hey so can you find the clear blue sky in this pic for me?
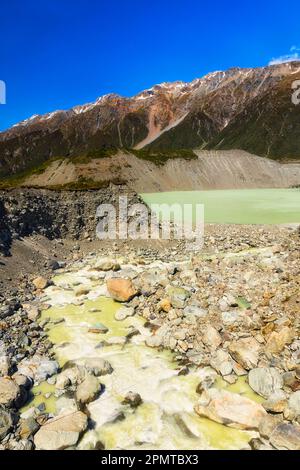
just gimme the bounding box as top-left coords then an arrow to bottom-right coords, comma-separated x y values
0,0 -> 299,131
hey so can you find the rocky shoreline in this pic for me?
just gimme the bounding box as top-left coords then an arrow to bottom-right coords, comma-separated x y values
0,222 -> 299,450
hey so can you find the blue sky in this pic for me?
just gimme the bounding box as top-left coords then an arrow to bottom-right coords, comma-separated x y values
0,0 -> 299,131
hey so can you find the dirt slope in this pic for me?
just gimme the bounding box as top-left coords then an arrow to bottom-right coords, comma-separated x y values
22,150 -> 300,192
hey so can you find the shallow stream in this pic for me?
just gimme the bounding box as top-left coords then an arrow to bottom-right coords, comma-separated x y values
23,259 -> 262,450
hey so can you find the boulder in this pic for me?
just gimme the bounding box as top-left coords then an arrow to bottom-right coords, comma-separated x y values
0,377 -> 24,408
270,423 -> 300,450
266,327 -> 294,354
55,396 -> 78,415
183,305 -> 208,318
81,358 -> 113,377
263,391 -> 287,413
145,335 -> 163,348
259,414 -> 283,439
18,417 -> 40,439
221,311 -> 241,325
34,411 -> 88,450
0,409 -> 13,440
26,305 -> 41,322
122,391 -> 142,408
202,326 -> 222,349
248,367 -> 283,398
210,350 -> 233,376
288,390 -> 300,417
229,337 -> 260,370
106,278 -> 137,302
56,365 -> 84,390
166,286 -> 190,308
195,388 -> 266,430
18,357 -> 59,383
75,374 -> 101,405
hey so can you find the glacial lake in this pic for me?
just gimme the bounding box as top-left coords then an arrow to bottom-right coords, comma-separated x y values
140,189 -> 300,225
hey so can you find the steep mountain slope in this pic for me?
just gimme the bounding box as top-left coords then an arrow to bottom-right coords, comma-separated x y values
0,61 -> 300,177
206,71 -> 300,160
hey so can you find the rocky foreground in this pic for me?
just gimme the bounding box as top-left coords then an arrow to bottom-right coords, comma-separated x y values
0,223 -> 300,450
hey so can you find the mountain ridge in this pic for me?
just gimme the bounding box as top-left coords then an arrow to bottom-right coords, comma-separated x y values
1,61 -> 300,177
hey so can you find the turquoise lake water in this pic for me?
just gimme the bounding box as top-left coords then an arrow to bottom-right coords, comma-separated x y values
141,189 -> 300,224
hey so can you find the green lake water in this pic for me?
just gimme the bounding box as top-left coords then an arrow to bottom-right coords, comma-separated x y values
141,189 -> 300,224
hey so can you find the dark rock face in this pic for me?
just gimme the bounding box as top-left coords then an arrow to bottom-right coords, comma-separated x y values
0,186 -> 142,255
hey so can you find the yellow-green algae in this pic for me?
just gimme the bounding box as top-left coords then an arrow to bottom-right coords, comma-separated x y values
21,382 -> 56,414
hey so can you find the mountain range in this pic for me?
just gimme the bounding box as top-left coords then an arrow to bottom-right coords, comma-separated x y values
0,61 -> 300,177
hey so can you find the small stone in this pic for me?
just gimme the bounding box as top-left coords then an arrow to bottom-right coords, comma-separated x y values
114,306 -> 135,321
221,311 -> 240,325
177,340 -> 188,352
0,356 -> 10,376
122,391 -> 142,408
174,330 -> 186,341
105,336 -> 127,346
88,323 -> 108,334
183,305 -> 208,318
283,371 -> 296,387
32,277 -> 49,290
75,286 -> 90,297
18,358 -> 59,383
158,299 -> 172,313
223,374 -> 237,384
